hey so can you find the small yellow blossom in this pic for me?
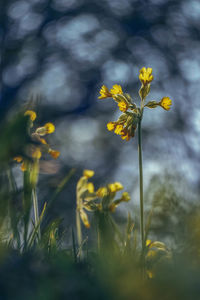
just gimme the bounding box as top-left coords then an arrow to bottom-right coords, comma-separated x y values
87,182 -> 95,193
83,169 -> 94,178
121,191 -> 130,202
113,182 -> 124,191
107,122 -> 116,131
98,85 -> 112,99
159,97 -> 172,111
96,187 -> 107,198
108,182 -> 123,192
44,123 -> 55,134
118,101 -> 129,112
24,110 -> 37,121
49,149 -> 60,159
146,239 -> 152,247
139,67 -> 154,85
110,84 -> 123,96
114,124 -> 123,135
13,156 -> 23,163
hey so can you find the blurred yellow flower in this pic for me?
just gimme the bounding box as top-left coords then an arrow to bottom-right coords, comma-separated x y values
121,191 -> 130,202
24,110 -> 37,121
159,97 -> 172,111
83,169 -> 94,178
107,122 -> 116,131
139,67 -> 154,85
110,84 -> 123,96
98,85 -> 112,99
114,124 -> 123,135
96,187 -> 107,198
44,123 -> 55,134
118,101 -> 129,112
49,149 -> 60,159
108,182 -> 123,192
87,182 -> 95,193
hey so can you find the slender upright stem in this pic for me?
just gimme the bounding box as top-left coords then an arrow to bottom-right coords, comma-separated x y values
76,209 -> 82,248
32,188 -> 41,239
138,118 -> 144,251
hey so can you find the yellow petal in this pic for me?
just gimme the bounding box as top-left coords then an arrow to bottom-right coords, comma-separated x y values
13,156 -> 23,163
107,122 -> 116,131
87,182 -> 95,193
118,101 -> 129,112
96,187 -> 107,197
110,84 -> 123,96
159,97 -> 172,111
98,85 -> 112,99
49,149 -> 60,159
44,123 -> 55,134
83,169 -> 94,178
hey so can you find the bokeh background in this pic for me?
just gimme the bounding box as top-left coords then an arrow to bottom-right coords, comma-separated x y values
1,0 -> 200,228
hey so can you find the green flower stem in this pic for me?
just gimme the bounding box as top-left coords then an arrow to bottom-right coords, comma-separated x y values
138,112 -> 144,252
76,209 -> 82,248
32,188 -> 41,239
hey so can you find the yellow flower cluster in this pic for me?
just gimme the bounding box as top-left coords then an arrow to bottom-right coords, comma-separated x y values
98,67 -> 172,141
14,110 -> 60,171
139,67 -> 154,85
76,170 -> 131,228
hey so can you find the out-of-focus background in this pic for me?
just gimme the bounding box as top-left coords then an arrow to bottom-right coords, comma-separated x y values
1,0 -> 200,226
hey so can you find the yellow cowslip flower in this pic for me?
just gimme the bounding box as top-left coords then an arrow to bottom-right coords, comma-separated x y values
44,123 -> 55,134
118,101 -> 129,112
120,128 -> 132,141
49,149 -> 60,159
159,97 -> 172,111
110,84 -> 123,96
87,182 -> 95,193
98,85 -> 112,99
114,124 -> 123,135
107,122 -> 116,131
121,191 -> 130,201
13,156 -> 23,163
139,67 -> 154,85
83,169 -> 94,178
24,110 -> 37,121
146,239 -> 152,247
36,123 -> 55,136
113,182 -> 123,191
108,182 -> 123,193
96,187 -> 107,198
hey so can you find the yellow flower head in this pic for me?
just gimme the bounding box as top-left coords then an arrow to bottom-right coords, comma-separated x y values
114,124 -> 123,135
118,101 -> 129,112
110,84 -> 123,96
44,123 -> 55,134
120,128 -> 132,141
49,149 -> 60,159
107,122 -> 116,131
96,187 -> 107,198
108,182 -> 123,193
87,182 -> 95,193
98,85 -> 112,99
83,169 -> 94,178
24,110 -> 37,121
159,97 -> 172,111
13,156 -> 23,163
139,67 -> 154,85
121,191 -> 130,202
113,182 -> 124,191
